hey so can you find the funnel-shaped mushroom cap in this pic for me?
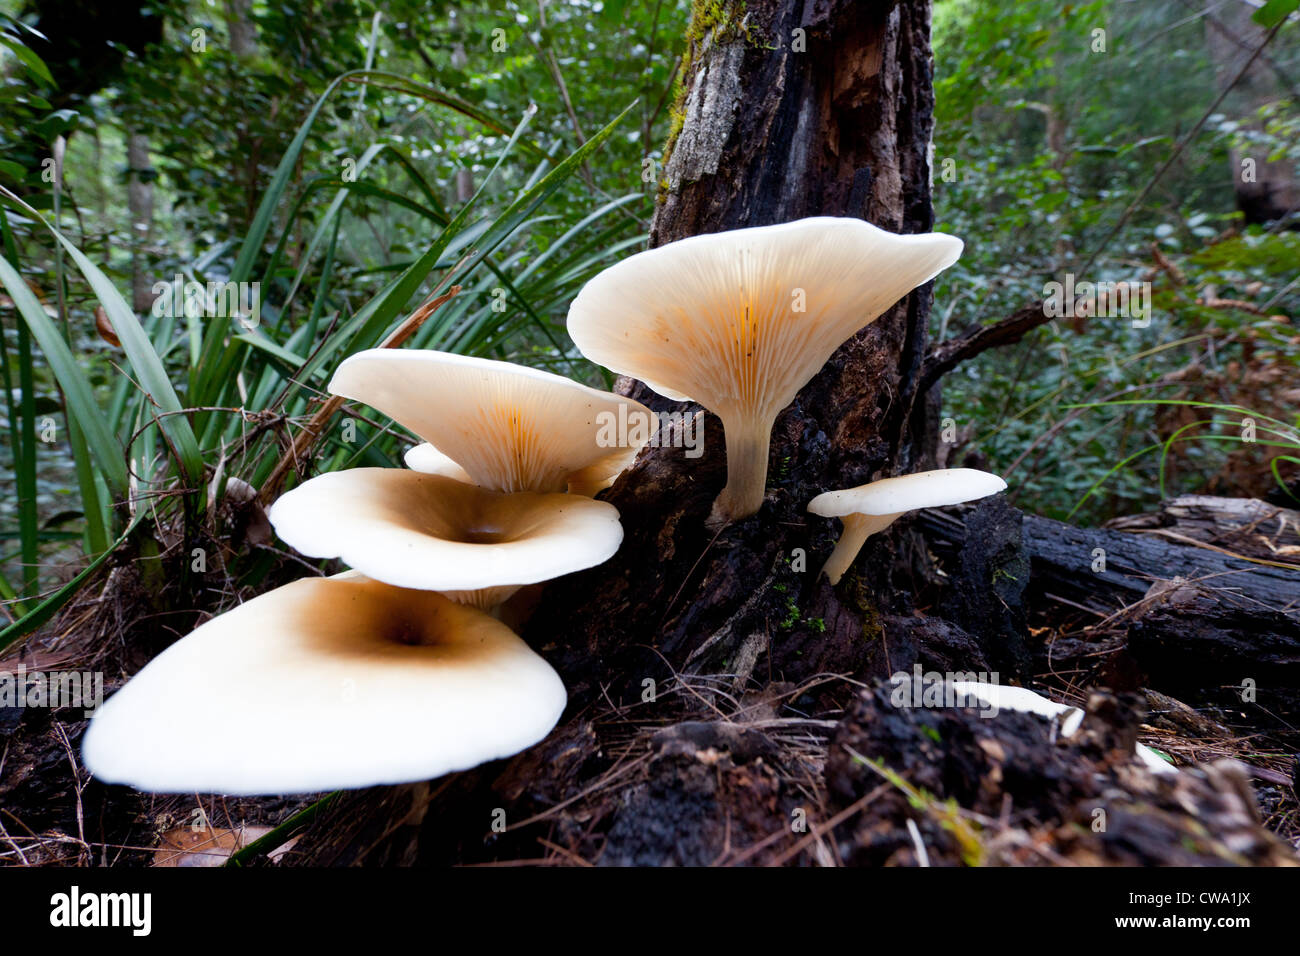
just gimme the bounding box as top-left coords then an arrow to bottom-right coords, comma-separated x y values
949,681 -> 1176,775
808,468 -> 1007,519
82,574 -> 567,794
808,468 -> 1006,584
329,350 -> 654,493
567,217 -> 963,521
268,470 -> 623,599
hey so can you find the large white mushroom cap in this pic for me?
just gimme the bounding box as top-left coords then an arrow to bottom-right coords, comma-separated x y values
808,468 -> 1007,584
949,681 -> 1176,775
329,350 -> 654,494
82,574 -> 568,794
268,469 -> 623,605
567,217 -> 964,521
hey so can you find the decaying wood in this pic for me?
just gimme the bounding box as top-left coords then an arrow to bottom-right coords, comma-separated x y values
539,0 -> 943,698
1106,494 -> 1300,564
922,507 -> 1300,617
827,686 -> 1298,866
920,503 -> 1300,710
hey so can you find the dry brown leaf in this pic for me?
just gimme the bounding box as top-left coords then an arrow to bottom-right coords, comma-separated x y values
152,825 -> 294,867
94,306 -> 120,347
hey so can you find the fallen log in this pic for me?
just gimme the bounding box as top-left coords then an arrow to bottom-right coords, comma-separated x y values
920,507 -> 1300,618
919,502 -> 1300,714
1105,494 -> 1300,565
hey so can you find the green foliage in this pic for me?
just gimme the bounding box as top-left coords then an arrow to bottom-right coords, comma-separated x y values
0,0 -> 685,624
1254,0 -> 1300,29
932,0 -> 1300,521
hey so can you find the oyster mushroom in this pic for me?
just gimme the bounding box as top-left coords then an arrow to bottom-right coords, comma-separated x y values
808,468 -> 1006,584
566,217 -> 963,523
82,574 -> 567,794
268,469 -> 623,609
329,350 -> 654,494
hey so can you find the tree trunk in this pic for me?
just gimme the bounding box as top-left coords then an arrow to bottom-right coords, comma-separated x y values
528,0 -> 955,698
290,0 -> 966,868
225,0 -> 258,59
1203,1 -> 1298,223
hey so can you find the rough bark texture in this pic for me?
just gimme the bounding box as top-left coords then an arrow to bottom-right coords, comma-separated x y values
920,503 -> 1300,717
530,0 -> 944,699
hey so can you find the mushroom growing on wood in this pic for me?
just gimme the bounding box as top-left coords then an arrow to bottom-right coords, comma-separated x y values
808,468 -> 1007,584
948,681 -> 1176,775
82,574 -> 567,794
566,217 -> 963,523
268,470 -> 623,609
329,349 -> 655,494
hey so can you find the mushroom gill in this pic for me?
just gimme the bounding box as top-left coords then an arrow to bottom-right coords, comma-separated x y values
328,349 -> 655,494
566,217 -> 964,523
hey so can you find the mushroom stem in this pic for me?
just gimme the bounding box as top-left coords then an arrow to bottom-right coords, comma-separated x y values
440,586 -> 521,611
820,512 -> 901,585
710,414 -> 775,525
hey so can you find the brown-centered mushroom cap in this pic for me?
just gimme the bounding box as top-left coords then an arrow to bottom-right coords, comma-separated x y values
269,469 -> 623,608
82,573 -> 567,794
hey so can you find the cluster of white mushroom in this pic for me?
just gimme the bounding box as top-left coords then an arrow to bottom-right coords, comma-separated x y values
84,216 -> 1022,796
84,353 -> 657,794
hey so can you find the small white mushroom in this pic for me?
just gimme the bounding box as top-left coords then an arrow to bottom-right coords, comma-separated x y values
808,468 -> 1007,584
566,217 -> 963,523
82,573 -> 567,794
329,349 -> 654,494
268,469 -> 623,609
949,681 -> 1176,774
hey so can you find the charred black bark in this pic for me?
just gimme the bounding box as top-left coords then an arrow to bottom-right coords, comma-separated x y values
529,0 -> 945,705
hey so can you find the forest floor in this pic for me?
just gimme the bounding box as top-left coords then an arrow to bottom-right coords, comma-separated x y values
1,494 -> 1297,867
